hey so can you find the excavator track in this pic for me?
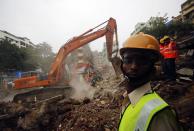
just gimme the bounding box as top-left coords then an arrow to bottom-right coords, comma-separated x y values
13,86 -> 73,103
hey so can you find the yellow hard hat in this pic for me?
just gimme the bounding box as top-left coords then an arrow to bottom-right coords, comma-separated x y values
120,33 -> 160,61
162,35 -> 170,41
160,38 -> 164,44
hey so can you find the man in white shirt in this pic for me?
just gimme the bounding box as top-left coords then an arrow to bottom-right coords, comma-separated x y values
118,33 -> 183,131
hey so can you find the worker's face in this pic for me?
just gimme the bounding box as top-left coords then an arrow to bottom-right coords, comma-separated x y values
121,52 -> 153,78
164,38 -> 170,44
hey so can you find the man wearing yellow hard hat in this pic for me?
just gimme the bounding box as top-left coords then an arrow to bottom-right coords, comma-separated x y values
119,33 -> 182,131
160,35 -> 178,81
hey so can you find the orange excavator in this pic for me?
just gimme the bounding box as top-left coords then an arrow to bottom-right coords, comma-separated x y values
13,17 -> 121,91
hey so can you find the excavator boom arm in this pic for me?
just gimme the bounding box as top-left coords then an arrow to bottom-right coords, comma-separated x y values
49,18 -> 117,83
14,18 -> 119,89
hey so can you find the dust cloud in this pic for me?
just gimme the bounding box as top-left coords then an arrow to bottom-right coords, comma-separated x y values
69,74 -> 96,100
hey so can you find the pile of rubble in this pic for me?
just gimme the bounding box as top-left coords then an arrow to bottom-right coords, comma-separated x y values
58,98 -> 120,131
155,79 -> 194,130
0,74 -> 194,131
0,76 -> 124,131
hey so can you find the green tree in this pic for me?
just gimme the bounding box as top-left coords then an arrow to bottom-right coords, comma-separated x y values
0,40 -> 26,71
167,20 -> 194,37
139,16 -> 194,39
36,42 -> 55,73
0,40 -> 55,73
22,47 -> 39,71
140,17 -> 168,39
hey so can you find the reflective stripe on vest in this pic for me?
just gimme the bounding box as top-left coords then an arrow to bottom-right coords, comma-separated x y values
119,92 -> 169,131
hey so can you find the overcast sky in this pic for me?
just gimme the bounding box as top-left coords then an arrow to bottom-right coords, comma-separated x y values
0,0 -> 186,53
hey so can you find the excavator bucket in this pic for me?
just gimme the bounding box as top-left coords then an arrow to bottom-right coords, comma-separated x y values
111,56 -> 122,76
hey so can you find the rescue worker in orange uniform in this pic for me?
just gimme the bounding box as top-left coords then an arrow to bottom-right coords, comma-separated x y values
160,36 -> 178,81
118,33 -> 183,131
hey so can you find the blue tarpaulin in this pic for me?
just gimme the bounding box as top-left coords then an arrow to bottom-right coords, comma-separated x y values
16,71 -> 22,78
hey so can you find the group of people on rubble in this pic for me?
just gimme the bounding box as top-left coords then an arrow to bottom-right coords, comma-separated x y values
117,33 -> 184,131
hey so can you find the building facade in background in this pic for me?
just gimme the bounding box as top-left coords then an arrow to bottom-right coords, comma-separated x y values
0,30 -> 35,48
180,0 -> 194,23
131,22 -> 146,36
131,17 -> 163,35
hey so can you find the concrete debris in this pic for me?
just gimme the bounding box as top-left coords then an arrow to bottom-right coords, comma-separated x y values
155,80 -> 194,130
177,68 -> 193,76
0,74 -> 194,131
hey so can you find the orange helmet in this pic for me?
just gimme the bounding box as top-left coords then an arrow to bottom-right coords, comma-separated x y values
120,33 -> 160,62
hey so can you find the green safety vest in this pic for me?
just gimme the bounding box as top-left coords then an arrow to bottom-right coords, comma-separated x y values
119,92 -> 169,131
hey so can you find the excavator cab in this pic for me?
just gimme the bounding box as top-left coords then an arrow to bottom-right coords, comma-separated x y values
20,71 -> 41,78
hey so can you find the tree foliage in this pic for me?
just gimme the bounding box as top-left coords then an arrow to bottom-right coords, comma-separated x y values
22,47 -> 39,71
139,16 -> 194,40
0,40 -> 26,71
36,42 -> 55,73
139,17 -> 168,39
0,40 -> 55,73
167,20 -> 194,37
